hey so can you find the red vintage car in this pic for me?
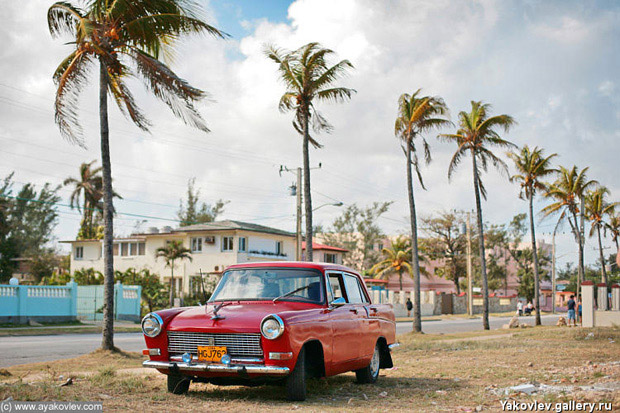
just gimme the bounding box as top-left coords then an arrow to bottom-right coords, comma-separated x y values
142,262 -> 398,401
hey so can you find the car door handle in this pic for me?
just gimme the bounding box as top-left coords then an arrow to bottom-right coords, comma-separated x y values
349,308 -> 358,314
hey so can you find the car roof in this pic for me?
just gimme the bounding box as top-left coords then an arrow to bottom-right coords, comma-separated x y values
225,261 -> 361,276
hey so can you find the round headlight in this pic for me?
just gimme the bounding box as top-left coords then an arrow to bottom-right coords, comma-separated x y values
141,313 -> 163,337
260,315 -> 284,340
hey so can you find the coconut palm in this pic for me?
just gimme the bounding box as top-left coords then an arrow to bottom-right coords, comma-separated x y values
394,90 -> 450,332
606,213 -> 620,253
542,166 -> 598,293
156,240 -> 193,307
440,101 -> 516,330
507,145 -> 557,326
369,236 -> 412,292
64,161 -> 122,239
265,42 -> 355,262
585,187 -> 618,284
48,0 -> 224,350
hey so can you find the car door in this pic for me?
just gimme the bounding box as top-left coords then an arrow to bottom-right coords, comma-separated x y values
341,273 -> 376,359
327,272 -> 363,364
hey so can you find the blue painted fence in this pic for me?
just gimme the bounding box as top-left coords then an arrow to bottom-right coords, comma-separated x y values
0,282 -> 141,324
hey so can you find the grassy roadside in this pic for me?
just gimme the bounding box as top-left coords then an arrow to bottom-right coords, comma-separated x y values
1,326 -> 618,411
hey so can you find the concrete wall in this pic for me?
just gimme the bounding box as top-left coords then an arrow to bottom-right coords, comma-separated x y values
0,282 -> 77,324
582,283 -> 620,328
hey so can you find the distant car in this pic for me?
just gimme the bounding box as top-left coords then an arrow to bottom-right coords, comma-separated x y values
142,261 -> 398,401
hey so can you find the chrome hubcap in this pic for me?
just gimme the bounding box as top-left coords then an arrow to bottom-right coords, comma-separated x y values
370,346 -> 380,377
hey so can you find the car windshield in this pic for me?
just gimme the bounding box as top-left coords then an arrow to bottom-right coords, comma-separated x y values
209,268 -> 324,304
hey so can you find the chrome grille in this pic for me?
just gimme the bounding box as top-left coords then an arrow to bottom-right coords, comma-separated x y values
167,332 -> 263,357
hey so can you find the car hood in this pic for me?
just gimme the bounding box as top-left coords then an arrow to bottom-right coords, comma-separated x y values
166,301 -> 322,333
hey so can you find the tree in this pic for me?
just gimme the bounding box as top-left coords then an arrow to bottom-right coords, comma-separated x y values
585,187 -> 617,284
421,210 -> 467,294
542,166 -> 597,297
64,161 -> 121,239
115,267 -> 169,315
395,90 -> 451,333
156,240 -> 192,307
441,101 -> 516,330
319,202 -> 392,271
369,236 -> 412,291
507,145 -> 557,326
266,42 -> 355,262
48,0 -> 224,350
606,213 -> 620,253
177,178 -> 227,226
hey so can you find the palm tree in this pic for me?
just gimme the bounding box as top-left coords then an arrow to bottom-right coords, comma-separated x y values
64,161 -> 121,239
369,236 -> 412,291
156,240 -> 193,307
542,166 -> 598,296
266,42 -> 355,262
48,0 -> 224,350
507,145 -> 557,326
394,90 -> 450,332
63,161 -> 101,238
440,101 -> 516,330
585,187 -> 617,284
606,213 -> 620,253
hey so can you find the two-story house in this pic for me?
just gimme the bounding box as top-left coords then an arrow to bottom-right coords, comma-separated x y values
63,220 -> 348,297
63,220 -> 297,295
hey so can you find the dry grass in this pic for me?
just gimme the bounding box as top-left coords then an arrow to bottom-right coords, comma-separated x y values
1,327 -> 618,412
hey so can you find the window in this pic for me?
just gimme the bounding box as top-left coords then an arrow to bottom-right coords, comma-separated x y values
376,242 -> 384,251
113,244 -> 119,256
343,274 -> 367,304
222,236 -> 234,251
238,237 -> 247,252
113,242 -> 145,257
324,253 -> 337,263
129,242 -> 138,256
329,274 -> 344,300
75,246 -> 84,259
191,237 -> 203,253
275,241 -> 283,255
138,242 -> 145,255
120,243 -> 128,257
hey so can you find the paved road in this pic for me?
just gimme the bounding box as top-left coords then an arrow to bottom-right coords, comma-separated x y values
0,314 -> 560,367
0,332 -> 144,367
396,314 -> 561,335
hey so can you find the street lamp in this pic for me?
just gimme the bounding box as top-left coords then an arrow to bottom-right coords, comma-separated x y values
298,202 -> 343,261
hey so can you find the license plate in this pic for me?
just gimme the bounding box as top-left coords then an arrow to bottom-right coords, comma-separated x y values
197,346 -> 227,362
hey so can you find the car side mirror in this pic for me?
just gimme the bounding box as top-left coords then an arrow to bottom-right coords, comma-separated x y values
330,297 -> 346,307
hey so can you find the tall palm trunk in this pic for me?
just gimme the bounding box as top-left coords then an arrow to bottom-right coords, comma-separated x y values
406,141 -> 422,333
302,107 -> 313,262
528,194 -> 541,326
472,152 -> 489,330
100,61 -> 115,351
572,211 -> 584,300
597,225 -> 607,284
169,259 -> 175,307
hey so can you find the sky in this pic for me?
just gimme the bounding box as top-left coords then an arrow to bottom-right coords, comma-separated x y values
0,0 -> 618,268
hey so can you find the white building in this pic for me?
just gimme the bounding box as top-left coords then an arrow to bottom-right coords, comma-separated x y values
62,220 -> 347,296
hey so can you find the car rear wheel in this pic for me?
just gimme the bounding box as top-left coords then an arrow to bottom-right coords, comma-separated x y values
167,374 -> 190,394
285,347 -> 306,401
355,342 -> 380,384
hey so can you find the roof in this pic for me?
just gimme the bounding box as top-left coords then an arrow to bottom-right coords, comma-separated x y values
301,241 -> 348,252
226,261 -> 359,274
139,220 -> 295,238
60,236 -> 145,244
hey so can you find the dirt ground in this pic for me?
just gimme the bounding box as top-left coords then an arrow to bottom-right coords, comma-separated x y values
1,326 -> 618,412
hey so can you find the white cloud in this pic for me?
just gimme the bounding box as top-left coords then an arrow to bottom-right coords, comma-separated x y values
0,0 -> 617,268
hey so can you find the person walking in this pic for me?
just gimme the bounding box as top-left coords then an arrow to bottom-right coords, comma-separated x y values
567,294 -> 577,327
406,298 -> 413,318
517,300 -> 523,316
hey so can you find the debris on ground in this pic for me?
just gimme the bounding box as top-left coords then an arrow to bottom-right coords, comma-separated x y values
0,369 -> 12,377
557,316 -> 567,326
59,377 -> 73,387
491,381 -> 620,396
503,317 -> 520,329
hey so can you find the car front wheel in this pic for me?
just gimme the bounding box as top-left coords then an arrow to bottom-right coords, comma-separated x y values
355,342 -> 380,384
167,374 -> 190,394
285,347 -> 306,401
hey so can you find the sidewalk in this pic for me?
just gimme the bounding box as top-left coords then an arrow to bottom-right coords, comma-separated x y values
0,320 -> 141,336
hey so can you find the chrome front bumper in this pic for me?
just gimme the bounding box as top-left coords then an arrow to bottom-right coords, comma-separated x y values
143,360 -> 290,375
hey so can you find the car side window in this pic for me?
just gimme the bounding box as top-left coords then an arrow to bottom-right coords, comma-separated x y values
343,274 -> 365,304
329,274 -> 344,300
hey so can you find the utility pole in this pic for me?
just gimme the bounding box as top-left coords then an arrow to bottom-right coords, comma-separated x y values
295,167 -> 302,261
551,218 -> 561,314
466,211 -> 473,316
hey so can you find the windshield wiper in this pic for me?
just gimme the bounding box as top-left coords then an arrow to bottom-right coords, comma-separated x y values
273,285 -> 310,303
